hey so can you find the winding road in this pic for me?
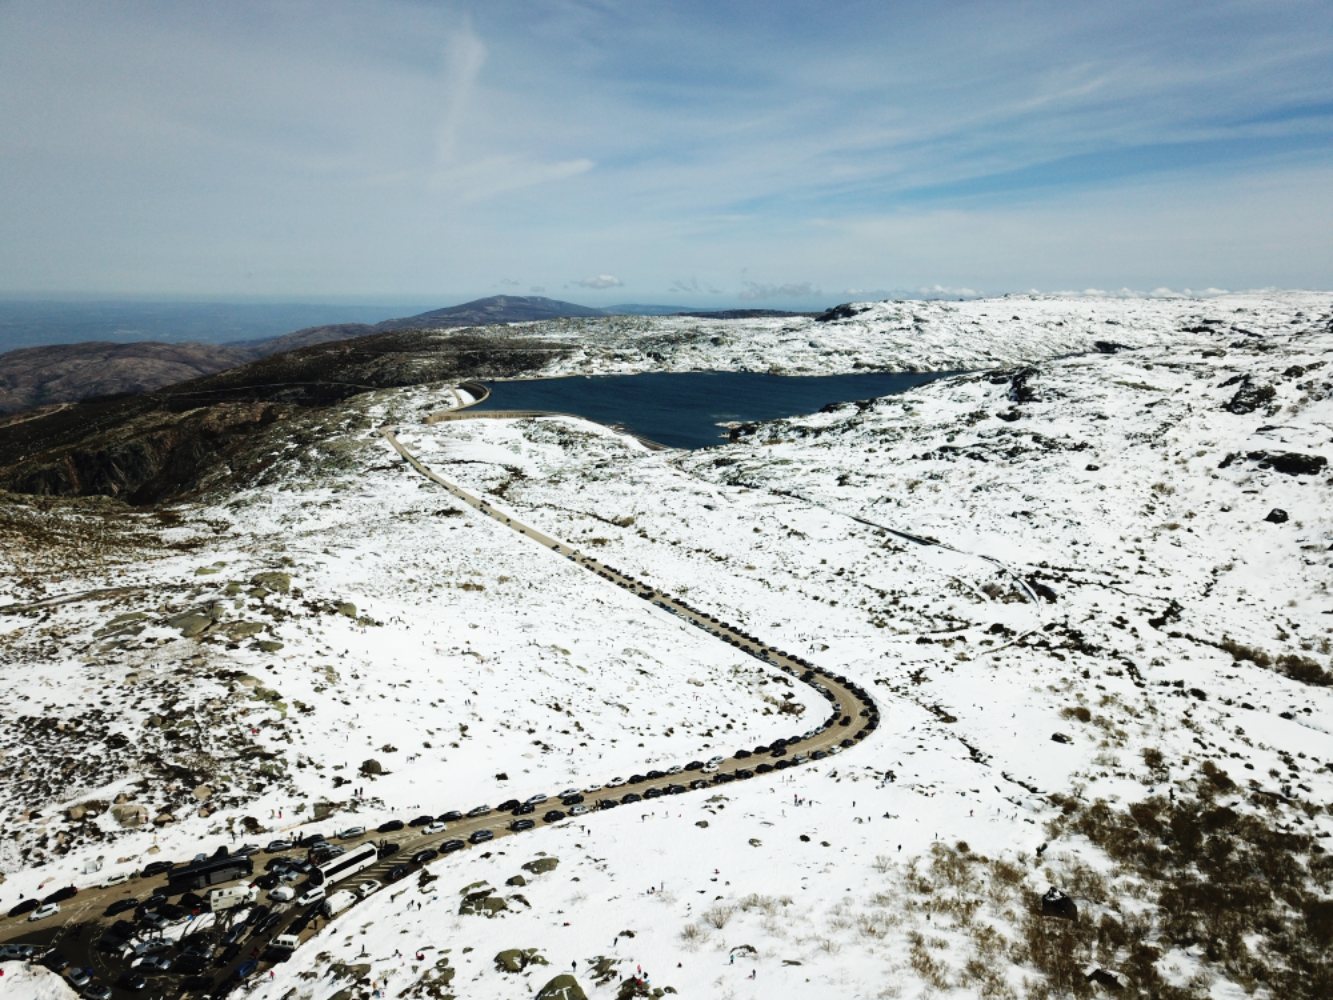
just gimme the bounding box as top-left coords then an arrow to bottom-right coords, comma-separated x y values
0,384 -> 880,999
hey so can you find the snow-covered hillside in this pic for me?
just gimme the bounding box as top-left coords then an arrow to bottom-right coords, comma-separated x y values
1,293 -> 1330,999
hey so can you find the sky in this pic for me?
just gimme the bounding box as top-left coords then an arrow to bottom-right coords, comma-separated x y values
1,0 -> 1331,308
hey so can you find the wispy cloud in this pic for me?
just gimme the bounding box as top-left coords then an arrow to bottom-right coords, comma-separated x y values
0,0 -> 1329,297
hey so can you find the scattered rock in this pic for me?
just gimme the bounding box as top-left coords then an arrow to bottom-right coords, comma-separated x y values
505,874 -> 527,887
192,784 -> 213,802
1265,508 -> 1290,524
460,890 -> 508,918
152,811 -> 176,827
335,601 -> 357,618
359,759 -> 383,776
1050,732 -> 1072,745
521,856 -> 559,875
166,609 -> 215,638
255,640 -> 284,653
111,803 -> 147,828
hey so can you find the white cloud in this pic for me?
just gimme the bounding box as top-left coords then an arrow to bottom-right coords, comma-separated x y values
737,281 -> 820,301
573,274 -> 624,289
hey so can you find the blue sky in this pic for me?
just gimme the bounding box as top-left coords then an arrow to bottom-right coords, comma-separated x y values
1,0 -> 1330,306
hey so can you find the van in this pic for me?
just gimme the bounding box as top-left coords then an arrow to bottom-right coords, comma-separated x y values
271,933 -> 300,953
296,885 -> 325,906
322,890 -> 356,917
208,885 -> 257,913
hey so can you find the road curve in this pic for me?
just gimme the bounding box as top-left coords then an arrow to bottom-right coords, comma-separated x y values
0,391 -> 879,1000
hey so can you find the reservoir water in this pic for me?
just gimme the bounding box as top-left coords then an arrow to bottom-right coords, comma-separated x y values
472,370 -> 957,449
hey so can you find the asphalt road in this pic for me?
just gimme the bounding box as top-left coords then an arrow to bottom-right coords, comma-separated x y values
0,397 -> 879,1000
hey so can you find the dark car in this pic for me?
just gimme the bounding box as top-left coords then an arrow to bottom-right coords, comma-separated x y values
839,715 -> 852,726
621,792 -> 642,804
688,779 -> 709,791
466,805 -> 491,818
736,768 -> 755,779
255,912 -> 283,937
753,744 -> 770,754
377,842 -> 401,860
664,784 -> 686,795
412,848 -> 439,865
560,793 -> 584,806
774,759 -> 792,770
770,747 -> 787,757
117,971 -> 149,992
255,873 -> 279,890
840,738 -> 855,748
178,891 -> 204,909
408,815 -> 434,828
139,861 -> 173,879
377,819 -> 405,833
684,761 -> 704,771
176,954 -> 209,976
596,799 -> 619,810
543,810 -> 566,823
439,810 -> 463,822
103,896 -> 139,916
468,829 -> 494,845
7,897 -> 39,918
509,819 -> 535,832
755,763 -> 774,774
713,772 -> 736,783
497,799 -> 521,812
512,802 -> 535,815
643,787 -> 663,799
296,832 -> 325,848
811,750 -> 828,761
646,770 -> 665,780
384,864 -> 409,883
440,839 -> 466,854
628,774 -> 646,784
237,959 -> 258,980
734,749 -> 752,759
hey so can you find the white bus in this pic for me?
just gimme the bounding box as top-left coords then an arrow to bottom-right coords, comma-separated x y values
310,842 -> 378,887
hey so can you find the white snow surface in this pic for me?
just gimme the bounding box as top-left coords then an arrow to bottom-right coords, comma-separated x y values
1,292 -> 1330,999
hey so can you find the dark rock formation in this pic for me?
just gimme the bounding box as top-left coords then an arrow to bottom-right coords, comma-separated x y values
1265,508 -> 1290,524
1223,378 -> 1276,414
1040,887 -> 1078,920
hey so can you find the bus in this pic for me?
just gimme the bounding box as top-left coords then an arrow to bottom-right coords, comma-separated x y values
310,842 -> 378,887
167,854 -> 255,891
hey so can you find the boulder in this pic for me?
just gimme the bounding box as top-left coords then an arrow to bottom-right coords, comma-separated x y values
505,874 -> 527,887
1040,887 -> 1078,920
537,974 -> 588,1000
1265,508 -> 1290,524
167,610 -> 214,638
359,759 -> 383,776
111,803 -> 147,829
250,571 -> 292,594
1050,732 -> 1072,745
335,601 -> 357,618
1253,451 -> 1327,476
152,811 -> 176,827
1223,380 -> 1275,414
460,892 -> 508,918
494,948 -> 546,973
522,856 -> 559,875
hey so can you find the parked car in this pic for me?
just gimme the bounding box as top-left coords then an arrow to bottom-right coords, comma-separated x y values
377,819 -> 404,833
385,864 -> 410,883
104,897 -> 139,916
268,886 -> 295,902
497,799 -> 521,812
412,848 -> 439,865
438,810 -> 463,822
353,881 -> 381,899
7,898 -> 39,918
468,829 -> 494,845
265,839 -> 293,852
337,826 -> 366,840
81,985 -> 113,1000
569,804 -> 590,816
29,902 -> 61,921
377,842 -> 401,860
543,810 -> 566,823
424,820 -> 447,835
509,819 -> 535,832
296,886 -> 325,906
465,805 -> 491,818
440,839 -> 466,854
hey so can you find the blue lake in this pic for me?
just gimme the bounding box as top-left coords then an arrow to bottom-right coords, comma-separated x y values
472,370 -> 957,449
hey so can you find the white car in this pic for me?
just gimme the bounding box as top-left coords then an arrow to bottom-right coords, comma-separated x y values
706,756 -> 725,766
337,826 -> 366,840
268,886 -> 295,902
352,881 -> 380,900
557,788 -> 580,799
100,872 -> 131,888
296,886 -> 326,906
424,821 -> 447,835
29,902 -> 60,921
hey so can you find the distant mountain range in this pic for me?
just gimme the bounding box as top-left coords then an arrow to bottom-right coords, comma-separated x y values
0,296 -> 808,414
